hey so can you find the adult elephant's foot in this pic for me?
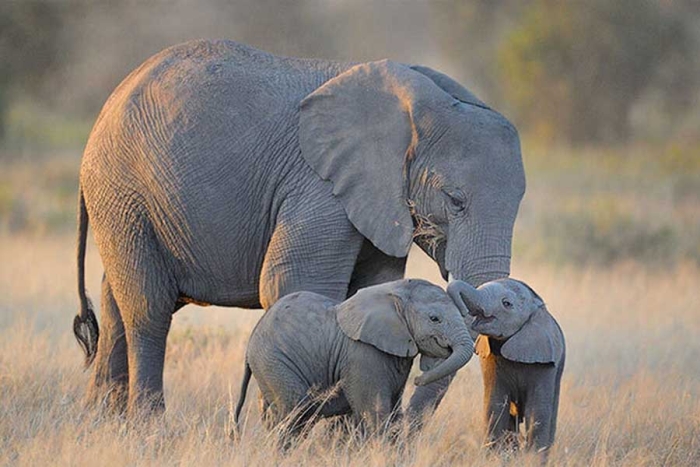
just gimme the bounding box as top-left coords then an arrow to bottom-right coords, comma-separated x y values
406,357 -> 456,430
126,389 -> 166,418
86,378 -> 128,415
85,332 -> 129,415
125,330 -> 171,418
85,340 -> 129,415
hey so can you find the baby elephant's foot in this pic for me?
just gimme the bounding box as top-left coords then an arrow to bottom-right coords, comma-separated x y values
485,432 -> 520,456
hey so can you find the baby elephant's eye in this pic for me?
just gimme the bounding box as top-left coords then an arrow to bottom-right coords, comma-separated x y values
430,315 -> 441,323
502,298 -> 513,308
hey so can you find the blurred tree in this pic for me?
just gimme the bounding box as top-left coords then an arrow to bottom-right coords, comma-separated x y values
428,1 -> 526,102
47,0 -> 337,117
2,0 -> 698,148
496,0 -> 698,144
0,1 -> 63,140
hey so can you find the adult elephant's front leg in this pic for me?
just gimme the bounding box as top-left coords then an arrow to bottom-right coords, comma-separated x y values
346,239 -> 407,297
258,201 -> 364,307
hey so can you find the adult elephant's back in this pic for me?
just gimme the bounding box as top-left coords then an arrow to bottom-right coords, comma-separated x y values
80,40 -> 354,308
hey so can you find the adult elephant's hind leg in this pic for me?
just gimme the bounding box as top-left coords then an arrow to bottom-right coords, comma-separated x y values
110,242 -> 177,415
86,275 -> 128,413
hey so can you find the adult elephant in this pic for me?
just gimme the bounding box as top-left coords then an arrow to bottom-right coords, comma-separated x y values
74,40 -> 525,415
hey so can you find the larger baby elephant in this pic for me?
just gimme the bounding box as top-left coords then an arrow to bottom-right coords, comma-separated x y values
235,279 -> 474,440
447,278 -> 565,453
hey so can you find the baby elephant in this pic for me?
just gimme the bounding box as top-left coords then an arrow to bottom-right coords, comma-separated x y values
448,278 -> 565,453
235,279 -> 474,440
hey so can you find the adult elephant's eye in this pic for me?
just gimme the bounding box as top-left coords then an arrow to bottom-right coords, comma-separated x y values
443,189 -> 467,214
502,298 -> 513,309
430,315 -> 441,323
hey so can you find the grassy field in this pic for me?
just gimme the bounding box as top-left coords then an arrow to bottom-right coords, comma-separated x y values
1,236 -> 698,466
1,145 -> 699,466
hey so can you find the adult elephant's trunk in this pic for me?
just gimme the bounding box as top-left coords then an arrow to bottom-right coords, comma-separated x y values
414,337 -> 473,386
442,203 -> 518,287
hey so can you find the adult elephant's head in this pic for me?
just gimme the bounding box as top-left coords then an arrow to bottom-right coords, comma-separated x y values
299,60 -> 525,287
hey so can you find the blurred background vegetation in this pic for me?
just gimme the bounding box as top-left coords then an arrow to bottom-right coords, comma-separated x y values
1,0 -> 699,267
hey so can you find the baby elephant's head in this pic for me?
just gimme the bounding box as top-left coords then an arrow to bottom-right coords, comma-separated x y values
336,279 -> 474,386
448,278 -> 543,339
447,278 -> 563,364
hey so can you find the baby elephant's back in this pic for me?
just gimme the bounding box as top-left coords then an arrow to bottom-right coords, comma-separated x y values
247,291 -> 342,386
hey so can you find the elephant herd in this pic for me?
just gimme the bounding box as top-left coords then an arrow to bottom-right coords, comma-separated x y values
72,40 -> 564,454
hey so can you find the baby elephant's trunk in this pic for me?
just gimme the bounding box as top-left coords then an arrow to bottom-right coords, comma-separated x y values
414,333 -> 474,386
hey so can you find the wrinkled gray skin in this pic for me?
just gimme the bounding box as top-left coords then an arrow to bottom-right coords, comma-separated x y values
73,40 -> 525,415
235,279 -> 473,441
447,279 -> 565,453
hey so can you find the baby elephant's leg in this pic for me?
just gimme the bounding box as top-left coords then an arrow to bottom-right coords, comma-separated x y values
523,383 -> 557,452
486,401 -> 518,449
347,385 -> 401,437
256,369 -> 318,447
484,384 -> 518,450
257,393 -> 275,431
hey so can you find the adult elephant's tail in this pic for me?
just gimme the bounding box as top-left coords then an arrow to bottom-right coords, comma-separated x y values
233,362 -> 252,439
73,185 -> 99,367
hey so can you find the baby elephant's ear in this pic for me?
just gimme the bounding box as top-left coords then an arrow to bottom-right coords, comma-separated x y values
335,282 -> 418,358
501,308 -> 564,364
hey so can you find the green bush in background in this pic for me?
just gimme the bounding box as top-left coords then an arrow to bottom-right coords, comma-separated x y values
0,2 -> 63,143
497,0 -> 697,144
2,0 -> 699,149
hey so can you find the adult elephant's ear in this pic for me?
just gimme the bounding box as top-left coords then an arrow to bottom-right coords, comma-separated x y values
501,308 -> 565,364
409,65 -> 490,109
299,60 -> 450,257
335,281 -> 418,358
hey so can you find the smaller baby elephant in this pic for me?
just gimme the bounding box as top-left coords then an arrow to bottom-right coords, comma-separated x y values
235,279 -> 474,441
448,278 -> 565,453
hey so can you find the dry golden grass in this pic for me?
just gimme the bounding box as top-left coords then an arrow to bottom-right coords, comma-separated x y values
1,234 -> 699,466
